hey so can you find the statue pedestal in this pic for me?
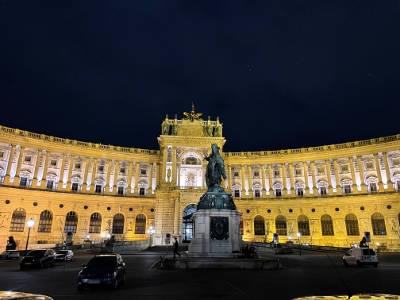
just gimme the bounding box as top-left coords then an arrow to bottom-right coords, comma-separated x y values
188,209 -> 241,257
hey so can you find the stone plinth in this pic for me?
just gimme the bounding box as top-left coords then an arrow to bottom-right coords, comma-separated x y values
188,209 -> 241,257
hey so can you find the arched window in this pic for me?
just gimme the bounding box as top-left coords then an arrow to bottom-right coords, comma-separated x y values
38,210 -> 52,233
345,214 -> 359,236
254,216 -> 265,235
182,204 -> 197,241
89,213 -> 102,234
321,215 -> 334,236
64,211 -> 78,233
275,215 -> 287,236
135,214 -> 146,234
185,156 -> 200,165
297,215 -> 310,236
10,208 -> 26,232
112,214 -> 125,234
371,213 -> 386,235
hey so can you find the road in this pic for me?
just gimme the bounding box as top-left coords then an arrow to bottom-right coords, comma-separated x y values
0,249 -> 400,299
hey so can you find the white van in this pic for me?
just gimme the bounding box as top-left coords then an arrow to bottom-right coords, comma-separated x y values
342,247 -> 378,267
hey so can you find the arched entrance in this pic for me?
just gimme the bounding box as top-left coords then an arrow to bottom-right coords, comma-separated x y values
182,204 -> 197,242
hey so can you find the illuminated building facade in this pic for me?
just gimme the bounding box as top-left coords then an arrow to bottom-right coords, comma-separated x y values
0,108 -> 400,250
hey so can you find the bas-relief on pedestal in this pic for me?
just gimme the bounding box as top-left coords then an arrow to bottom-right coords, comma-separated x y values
188,144 -> 242,257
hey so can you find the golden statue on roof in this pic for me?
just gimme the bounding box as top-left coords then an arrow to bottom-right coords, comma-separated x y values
183,103 -> 203,121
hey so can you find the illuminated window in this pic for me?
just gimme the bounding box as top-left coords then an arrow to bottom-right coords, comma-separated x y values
112,214 -> 125,234
135,214 -> 146,234
10,208 -> 26,232
89,213 -> 102,234
38,210 -> 52,233
321,215 -> 334,236
254,216 -> 265,235
371,213 -> 386,235
64,211 -> 78,233
345,214 -> 359,236
275,215 -> 287,236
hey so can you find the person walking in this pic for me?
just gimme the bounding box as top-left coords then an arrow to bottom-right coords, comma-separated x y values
173,237 -> 181,259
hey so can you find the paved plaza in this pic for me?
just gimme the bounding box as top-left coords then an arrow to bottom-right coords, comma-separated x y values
1,249 -> 400,299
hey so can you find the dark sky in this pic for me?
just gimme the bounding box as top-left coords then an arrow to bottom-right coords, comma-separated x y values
1,1 -> 399,151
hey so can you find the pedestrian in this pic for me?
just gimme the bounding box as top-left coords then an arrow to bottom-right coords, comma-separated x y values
6,236 -> 16,251
359,237 -> 368,248
173,237 -> 181,259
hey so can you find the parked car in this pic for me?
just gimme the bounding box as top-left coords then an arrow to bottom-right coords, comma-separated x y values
1,250 -> 20,260
55,250 -> 74,262
342,247 -> 378,267
77,254 -> 126,290
20,249 -> 56,270
0,291 -> 53,299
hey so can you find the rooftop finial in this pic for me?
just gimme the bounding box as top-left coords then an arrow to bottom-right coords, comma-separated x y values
183,102 -> 203,122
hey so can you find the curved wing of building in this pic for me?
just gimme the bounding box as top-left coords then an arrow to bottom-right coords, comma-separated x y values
0,109 -> 399,250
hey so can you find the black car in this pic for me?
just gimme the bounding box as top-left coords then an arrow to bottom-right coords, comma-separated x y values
20,249 -> 56,270
77,254 -> 126,290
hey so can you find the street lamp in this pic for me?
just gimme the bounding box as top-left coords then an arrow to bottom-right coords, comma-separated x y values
25,219 -> 35,252
297,232 -> 302,256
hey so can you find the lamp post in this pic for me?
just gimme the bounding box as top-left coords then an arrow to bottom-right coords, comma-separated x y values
25,219 -> 35,252
297,232 -> 302,256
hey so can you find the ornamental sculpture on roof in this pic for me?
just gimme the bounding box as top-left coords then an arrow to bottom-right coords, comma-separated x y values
183,103 -> 203,121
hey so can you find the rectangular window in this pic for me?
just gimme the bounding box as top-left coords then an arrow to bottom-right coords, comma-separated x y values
320,187 -> 327,195
50,159 -> 57,167
95,185 -> 102,193
46,180 -> 54,190
20,177 -> 28,187
140,168 -> 147,176
275,189 -> 282,197
369,182 -> 377,193
341,165 -> 349,173
120,167 -> 126,174
317,167 -> 325,175
297,188 -> 304,197
139,187 -> 145,196
295,169 -> 302,176
344,185 -> 352,194
98,165 -> 104,172
274,170 -> 280,177
234,189 -> 240,197
75,163 -> 81,170
117,186 -> 124,195
71,182 -> 79,192
233,171 -> 239,177
24,156 -> 32,162
254,171 -> 260,177
366,162 -> 374,170
0,151 -> 4,159
254,189 -> 261,198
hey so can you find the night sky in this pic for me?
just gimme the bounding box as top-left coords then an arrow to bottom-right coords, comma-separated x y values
1,1 -> 399,151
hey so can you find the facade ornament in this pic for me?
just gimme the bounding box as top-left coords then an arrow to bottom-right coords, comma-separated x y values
183,103 -> 203,122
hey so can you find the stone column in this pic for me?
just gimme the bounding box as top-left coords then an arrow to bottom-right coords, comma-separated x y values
112,161 -> 120,193
147,163 -> 152,193
161,147 -> 168,183
103,160 -> 112,193
171,147 -> 177,186
227,165 -> 232,191
333,159 -> 341,193
32,150 -> 42,187
281,164 -> 287,196
13,146 -> 24,185
82,158 -> 91,192
40,151 -> 50,188
349,157 -> 357,192
268,165 -> 274,196
310,161 -> 318,194
357,156 -> 367,193
152,162 -> 157,193
58,154 -> 68,191
383,152 -> 393,191
248,165 -> 253,194
90,160 -> 99,192
241,165 -> 246,196
325,160 -> 333,194
303,162 -> 309,195
374,154 -> 384,191
134,162 -> 140,194
126,161 -> 133,194
4,144 -> 16,185
261,165 -> 266,197
289,163 -> 295,196
66,156 -> 74,191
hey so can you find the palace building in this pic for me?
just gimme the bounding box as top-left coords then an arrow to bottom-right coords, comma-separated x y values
1,107 -> 400,250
